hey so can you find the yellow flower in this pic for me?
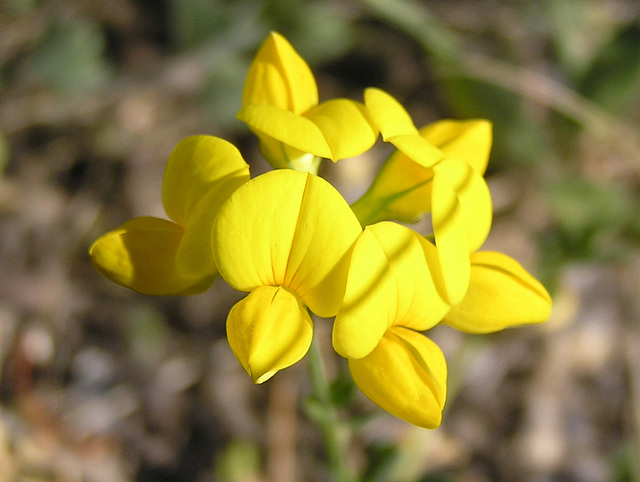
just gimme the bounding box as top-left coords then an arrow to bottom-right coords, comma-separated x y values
237,32 -> 378,170
213,169 -> 361,383
333,222 -> 552,428
352,87 -> 553,324
353,88 -> 493,304
333,221 -> 449,428
89,136 -> 250,295
354,88 -> 492,227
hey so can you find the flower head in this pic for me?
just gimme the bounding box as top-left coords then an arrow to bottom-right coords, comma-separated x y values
238,32 -> 378,170
354,88 -> 494,304
88,32 -> 554,432
213,169 -> 361,382
334,221 -> 449,428
89,136 -> 249,295
333,221 -> 551,428
355,88 -> 492,227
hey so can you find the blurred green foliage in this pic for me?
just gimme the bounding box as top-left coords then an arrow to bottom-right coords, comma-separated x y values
261,0 -> 355,64
5,0 -> 37,16
578,23 -> 640,115
214,440 -> 261,482
545,177 -> 637,259
123,304 -> 171,368
441,78 -> 547,167
0,131 -> 9,175
363,442 -> 400,482
163,0 -> 356,126
24,18 -> 113,92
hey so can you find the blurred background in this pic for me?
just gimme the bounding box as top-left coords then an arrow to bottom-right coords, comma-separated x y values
1,0 -> 640,480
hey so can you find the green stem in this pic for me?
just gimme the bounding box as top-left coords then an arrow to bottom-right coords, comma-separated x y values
350,177 -> 433,227
307,338 -> 356,482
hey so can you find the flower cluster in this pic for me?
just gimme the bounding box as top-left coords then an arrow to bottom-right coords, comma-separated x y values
90,32 -> 552,429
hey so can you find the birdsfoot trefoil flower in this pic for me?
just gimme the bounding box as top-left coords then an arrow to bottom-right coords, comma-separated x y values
213,169 -> 362,383
354,87 -> 493,304
90,136 -> 249,295
89,32 -> 553,433
238,32 -> 378,171
334,221 -> 449,428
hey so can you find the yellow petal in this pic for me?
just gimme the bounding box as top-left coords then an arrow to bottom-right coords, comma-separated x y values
227,286 -> 313,384
444,251 -> 552,333
89,217 -> 215,295
213,170 -> 361,317
162,136 -> 250,227
237,105 -> 332,159
348,326 -> 447,429
333,222 -> 449,359
175,173 -> 249,279
433,158 -> 492,252
281,173 -> 362,316
364,88 -> 418,138
333,228 -> 395,359
430,166 -> 471,305
420,119 -> 492,175
239,99 -> 378,164
384,134 -> 445,168
242,32 -> 318,114
304,99 -> 378,161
